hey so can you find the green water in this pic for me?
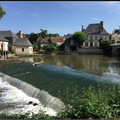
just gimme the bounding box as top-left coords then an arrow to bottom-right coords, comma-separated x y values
0,54 -> 120,97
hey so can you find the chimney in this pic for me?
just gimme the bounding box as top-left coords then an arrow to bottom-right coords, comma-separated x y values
19,31 -> 23,38
82,25 -> 83,32
37,33 -> 39,37
100,21 -> 103,34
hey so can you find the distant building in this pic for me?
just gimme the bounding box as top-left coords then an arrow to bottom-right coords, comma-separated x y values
0,35 -> 9,51
82,21 -> 109,47
40,37 -> 64,47
0,30 -> 33,55
111,27 -> 120,43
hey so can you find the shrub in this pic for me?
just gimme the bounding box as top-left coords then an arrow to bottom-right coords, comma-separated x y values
46,46 -> 53,52
117,41 -> 120,43
33,42 -> 39,51
100,39 -> 111,53
11,50 -> 15,54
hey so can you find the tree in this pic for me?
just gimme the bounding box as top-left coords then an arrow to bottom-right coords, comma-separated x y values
100,39 -> 111,53
0,4 -> 6,20
33,42 -> 39,51
52,33 -> 60,37
30,32 -> 35,35
72,31 -> 87,46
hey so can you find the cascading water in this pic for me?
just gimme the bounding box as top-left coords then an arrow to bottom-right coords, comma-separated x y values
0,72 -> 65,115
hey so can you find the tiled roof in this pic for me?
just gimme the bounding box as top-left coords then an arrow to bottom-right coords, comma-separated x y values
40,37 -> 64,43
0,30 -> 18,38
14,38 -> 33,46
0,35 -> 9,41
51,37 -> 64,42
40,37 -> 49,43
83,23 -> 109,35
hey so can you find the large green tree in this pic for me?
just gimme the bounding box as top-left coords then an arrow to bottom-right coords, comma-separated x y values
72,31 -> 87,46
0,4 -> 6,20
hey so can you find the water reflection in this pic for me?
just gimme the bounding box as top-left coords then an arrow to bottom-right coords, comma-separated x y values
21,55 -> 120,79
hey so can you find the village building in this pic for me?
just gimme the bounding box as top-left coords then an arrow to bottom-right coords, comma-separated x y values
64,37 -> 79,52
0,35 -> 9,51
0,30 -> 33,55
111,27 -> 120,43
40,37 -> 64,47
82,21 -> 109,47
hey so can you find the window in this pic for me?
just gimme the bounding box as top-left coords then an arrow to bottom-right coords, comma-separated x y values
94,42 -> 97,47
90,36 -> 93,40
86,35 -> 88,40
22,48 -> 24,52
71,40 -> 74,44
95,36 -> 98,40
85,42 -> 88,46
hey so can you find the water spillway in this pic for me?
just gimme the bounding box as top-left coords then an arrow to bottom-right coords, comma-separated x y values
0,72 -> 65,113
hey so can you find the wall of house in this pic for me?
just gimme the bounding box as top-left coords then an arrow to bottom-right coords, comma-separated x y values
12,46 -> 33,55
41,43 -> 51,47
83,34 -> 109,47
0,41 -> 8,51
56,42 -> 63,46
111,33 -> 117,43
78,48 -> 104,55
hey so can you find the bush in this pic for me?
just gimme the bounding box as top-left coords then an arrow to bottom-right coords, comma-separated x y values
117,41 -> 120,43
33,42 -> 39,51
57,80 -> 120,119
100,39 -> 111,53
46,46 -> 53,52
11,50 -> 14,54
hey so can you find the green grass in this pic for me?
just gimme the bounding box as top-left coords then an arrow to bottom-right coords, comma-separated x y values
1,79 -> 120,119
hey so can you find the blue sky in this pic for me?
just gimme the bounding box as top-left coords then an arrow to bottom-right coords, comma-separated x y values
0,1 -> 120,36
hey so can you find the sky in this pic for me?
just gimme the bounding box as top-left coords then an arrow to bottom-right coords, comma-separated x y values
0,1 -> 120,36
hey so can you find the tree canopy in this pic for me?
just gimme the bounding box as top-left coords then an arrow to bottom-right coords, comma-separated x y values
0,4 -> 6,20
72,31 -> 87,46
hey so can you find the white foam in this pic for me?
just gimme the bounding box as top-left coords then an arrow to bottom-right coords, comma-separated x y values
0,77 -> 57,116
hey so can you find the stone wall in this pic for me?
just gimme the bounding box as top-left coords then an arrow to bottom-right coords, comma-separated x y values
78,48 -> 104,55
0,59 -> 22,66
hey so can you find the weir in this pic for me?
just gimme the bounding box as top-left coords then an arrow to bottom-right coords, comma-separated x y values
0,72 -> 65,112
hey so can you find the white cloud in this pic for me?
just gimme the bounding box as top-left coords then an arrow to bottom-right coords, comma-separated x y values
102,1 -> 119,4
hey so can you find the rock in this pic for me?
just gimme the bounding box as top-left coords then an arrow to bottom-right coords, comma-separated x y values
29,101 -> 33,104
33,103 -> 38,106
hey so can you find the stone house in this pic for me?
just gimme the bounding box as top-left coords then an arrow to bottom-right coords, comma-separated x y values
82,21 -> 109,47
0,35 -> 9,51
111,27 -> 120,43
64,37 -> 79,52
40,37 -> 64,47
0,30 -> 33,55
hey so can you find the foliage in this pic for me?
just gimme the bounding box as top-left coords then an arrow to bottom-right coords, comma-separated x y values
72,31 -> 87,46
11,50 -> 15,54
52,42 -> 57,47
56,80 -> 120,119
46,46 -> 53,52
117,41 -> 120,43
100,39 -> 111,53
0,4 -> 6,20
111,40 -> 115,44
33,42 -> 39,51
58,43 -> 65,51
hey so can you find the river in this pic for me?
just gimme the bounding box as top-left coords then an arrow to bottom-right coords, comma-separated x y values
0,54 -> 120,116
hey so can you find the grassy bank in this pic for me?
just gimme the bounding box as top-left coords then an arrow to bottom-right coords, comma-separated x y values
0,79 -> 120,119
